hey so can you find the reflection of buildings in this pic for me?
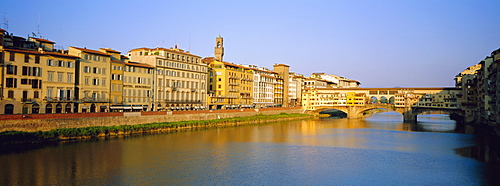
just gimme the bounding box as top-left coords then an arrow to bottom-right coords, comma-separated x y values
0,142 -> 123,185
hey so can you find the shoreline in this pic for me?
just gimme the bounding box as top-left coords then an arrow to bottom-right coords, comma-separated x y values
0,113 -> 313,147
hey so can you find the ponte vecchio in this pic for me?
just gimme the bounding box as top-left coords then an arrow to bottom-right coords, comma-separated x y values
302,87 -> 463,121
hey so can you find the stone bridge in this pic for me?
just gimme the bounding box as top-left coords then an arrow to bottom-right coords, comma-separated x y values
302,87 -> 464,121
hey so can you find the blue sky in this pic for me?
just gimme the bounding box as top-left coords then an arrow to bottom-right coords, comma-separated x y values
2,0 -> 499,87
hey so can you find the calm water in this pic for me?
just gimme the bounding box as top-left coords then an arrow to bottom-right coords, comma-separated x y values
0,112 -> 498,185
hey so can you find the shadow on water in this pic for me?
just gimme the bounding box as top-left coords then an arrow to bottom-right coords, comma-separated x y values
323,111 -> 500,185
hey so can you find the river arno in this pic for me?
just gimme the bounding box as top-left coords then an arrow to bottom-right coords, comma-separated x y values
0,112 -> 498,185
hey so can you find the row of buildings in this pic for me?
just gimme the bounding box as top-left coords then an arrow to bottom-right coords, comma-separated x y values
0,30 -> 359,114
455,48 -> 500,126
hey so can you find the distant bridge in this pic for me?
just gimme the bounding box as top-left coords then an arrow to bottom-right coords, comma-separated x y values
302,87 -> 464,121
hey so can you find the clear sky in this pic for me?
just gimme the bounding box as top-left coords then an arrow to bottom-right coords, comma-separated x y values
2,0 -> 500,87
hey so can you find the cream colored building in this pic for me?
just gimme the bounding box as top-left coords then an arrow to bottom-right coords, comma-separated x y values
68,47 -> 111,112
128,46 -> 207,111
244,65 -> 276,108
122,62 -> 154,111
311,73 -> 360,88
0,29 -> 80,114
100,48 -> 125,106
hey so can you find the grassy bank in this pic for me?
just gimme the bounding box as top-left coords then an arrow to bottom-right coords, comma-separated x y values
0,113 -> 312,146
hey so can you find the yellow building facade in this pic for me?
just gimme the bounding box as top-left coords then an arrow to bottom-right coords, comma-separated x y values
127,46 -> 207,111
206,58 -> 254,109
100,48 -> 124,106
68,47 -> 111,112
122,62 -> 154,111
0,29 -> 80,114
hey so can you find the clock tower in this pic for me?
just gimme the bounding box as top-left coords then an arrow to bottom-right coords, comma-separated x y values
214,35 -> 224,61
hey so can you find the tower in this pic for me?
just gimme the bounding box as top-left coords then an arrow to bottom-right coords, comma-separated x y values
214,35 -> 224,61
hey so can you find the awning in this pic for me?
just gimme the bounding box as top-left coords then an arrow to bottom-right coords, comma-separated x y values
110,106 -> 123,109
123,106 -> 132,109
132,106 -> 143,109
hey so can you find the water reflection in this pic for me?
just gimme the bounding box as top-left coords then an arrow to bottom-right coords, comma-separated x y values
0,113 -> 497,185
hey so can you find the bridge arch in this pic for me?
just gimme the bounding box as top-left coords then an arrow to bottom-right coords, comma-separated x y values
380,96 -> 388,104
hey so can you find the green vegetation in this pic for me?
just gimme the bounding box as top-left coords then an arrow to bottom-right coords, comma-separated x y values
0,113 -> 312,146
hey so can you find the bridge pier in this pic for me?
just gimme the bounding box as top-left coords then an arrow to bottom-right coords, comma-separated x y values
403,112 -> 417,122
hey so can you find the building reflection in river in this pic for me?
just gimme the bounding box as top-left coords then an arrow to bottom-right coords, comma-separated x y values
0,140 -> 124,185
1,112 -> 496,185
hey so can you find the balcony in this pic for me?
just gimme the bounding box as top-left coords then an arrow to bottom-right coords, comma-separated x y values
21,98 -> 37,103
45,97 -> 76,102
164,99 -> 202,104
79,98 -> 108,103
229,82 -> 239,86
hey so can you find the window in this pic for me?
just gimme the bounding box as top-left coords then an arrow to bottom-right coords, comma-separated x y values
102,79 -> 106,86
84,66 -> 90,73
57,72 -> 63,82
158,69 -> 163,75
34,91 -> 39,98
9,52 -> 15,61
66,61 -> 74,68
84,77 -> 90,85
35,55 -> 40,64
84,54 -> 89,60
6,78 -> 17,88
158,60 -> 163,66
22,66 -> 41,76
47,72 -> 54,82
93,67 -> 99,74
24,54 -> 30,63
47,59 -> 54,66
6,65 -> 17,75
58,60 -> 65,67
8,90 -> 14,98
102,68 -> 106,74
93,78 -> 99,85
67,73 -> 74,83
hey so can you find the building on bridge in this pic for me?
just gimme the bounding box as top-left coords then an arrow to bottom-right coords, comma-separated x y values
302,87 -> 462,121
310,73 -> 360,88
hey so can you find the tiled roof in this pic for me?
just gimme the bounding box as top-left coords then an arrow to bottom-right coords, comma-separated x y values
128,47 -> 201,57
111,60 -> 125,64
32,38 -> 55,44
3,48 -> 79,58
125,62 -> 155,68
121,55 -> 129,59
70,46 -> 111,56
100,48 -> 121,53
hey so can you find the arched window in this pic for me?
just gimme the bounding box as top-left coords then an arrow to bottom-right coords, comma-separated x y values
45,104 -> 53,113
65,104 -> 72,113
22,105 -> 29,114
55,103 -> 63,113
5,104 -> 14,114
32,104 -> 40,114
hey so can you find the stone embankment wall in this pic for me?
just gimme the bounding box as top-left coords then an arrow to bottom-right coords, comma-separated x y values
0,107 -> 305,132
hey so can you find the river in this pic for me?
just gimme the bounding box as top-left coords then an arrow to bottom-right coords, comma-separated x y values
0,112 -> 498,185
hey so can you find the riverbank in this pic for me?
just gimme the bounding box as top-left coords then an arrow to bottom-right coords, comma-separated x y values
0,113 -> 313,146
0,107 -> 304,132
